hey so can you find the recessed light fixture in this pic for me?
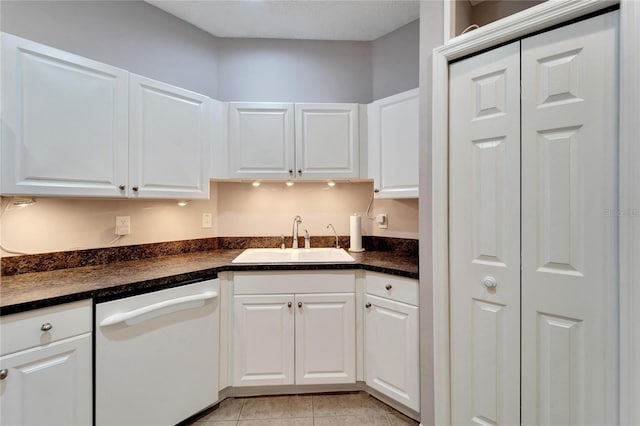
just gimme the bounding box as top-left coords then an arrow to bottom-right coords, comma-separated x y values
286,181 -> 294,187
327,181 -> 336,187
12,197 -> 36,207
177,200 -> 188,207
252,181 -> 261,187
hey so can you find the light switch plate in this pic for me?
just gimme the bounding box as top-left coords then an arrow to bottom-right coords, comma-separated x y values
202,213 -> 212,228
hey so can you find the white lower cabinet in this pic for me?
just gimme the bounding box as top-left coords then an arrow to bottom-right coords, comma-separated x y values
295,293 -> 355,385
365,272 -> 419,412
231,271 -> 356,387
233,294 -> 295,386
0,300 -> 92,426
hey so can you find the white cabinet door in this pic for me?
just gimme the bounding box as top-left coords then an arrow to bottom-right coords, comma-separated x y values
129,74 -> 211,199
295,293 -> 355,385
521,12 -> 618,425
228,102 -> 295,179
294,103 -> 359,179
365,294 -> 419,411
368,89 -> 419,198
233,294 -> 295,386
0,334 -> 92,426
1,33 -> 128,197
449,41 -> 521,426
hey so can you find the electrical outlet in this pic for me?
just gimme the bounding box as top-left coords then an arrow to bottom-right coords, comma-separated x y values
115,216 -> 131,235
202,213 -> 212,228
376,213 -> 388,229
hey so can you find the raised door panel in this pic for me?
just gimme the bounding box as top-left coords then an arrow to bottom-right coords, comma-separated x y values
368,89 -> 419,198
129,74 -> 211,199
1,33 -> 128,197
449,41 -> 521,426
233,294 -> 295,386
521,12 -> 619,425
0,334 -> 92,426
295,293 -> 355,385
294,104 -> 359,179
365,294 -> 419,411
229,103 -> 294,179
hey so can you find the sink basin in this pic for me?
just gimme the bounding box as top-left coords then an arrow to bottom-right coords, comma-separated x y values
231,248 -> 355,264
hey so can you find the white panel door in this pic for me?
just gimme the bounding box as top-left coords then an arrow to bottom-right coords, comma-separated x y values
365,294 -> 419,411
1,33 -> 128,197
521,12 -> 619,425
294,104 -> 359,179
228,102 -> 295,179
449,41 -> 521,426
233,294 -> 295,386
368,89 -> 419,198
0,334 -> 92,426
295,293 -> 355,384
129,74 -> 211,199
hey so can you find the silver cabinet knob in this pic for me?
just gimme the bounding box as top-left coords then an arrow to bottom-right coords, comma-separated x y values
298,169 -> 302,175
365,303 -> 372,308
0,369 -> 8,380
298,301 -> 303,308
289,169 -> 293,176
41,323 -> 53,332
132,186 -> 139,192
483,276 -> 498,289
385,284 -> 392,290
287,302 -> 292,308
118,185 -> 125,191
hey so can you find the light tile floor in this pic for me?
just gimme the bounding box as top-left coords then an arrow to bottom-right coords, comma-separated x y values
188,392 -> 419,426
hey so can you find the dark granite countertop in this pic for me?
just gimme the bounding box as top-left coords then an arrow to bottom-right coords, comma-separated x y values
0,249 -> 418,315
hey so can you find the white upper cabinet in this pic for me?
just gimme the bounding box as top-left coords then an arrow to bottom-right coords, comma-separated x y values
129,74 -> 211,199
368,89 -> 419,198
228,102 -> 295,179
1,33 -> 212,199
227,102 -> 359,179
1,33 -> 129,197
294,103 -> 359,179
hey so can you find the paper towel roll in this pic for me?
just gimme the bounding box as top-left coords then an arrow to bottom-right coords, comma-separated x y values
349,213 -> 365,252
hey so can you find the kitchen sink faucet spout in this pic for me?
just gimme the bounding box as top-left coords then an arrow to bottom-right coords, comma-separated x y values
292,215 -> 302,248
327,223 -> 340,248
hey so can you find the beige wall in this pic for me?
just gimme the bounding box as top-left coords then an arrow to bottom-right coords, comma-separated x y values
0,185 -> 218,256
217,182 -> 418,240
0,181 -> 418,257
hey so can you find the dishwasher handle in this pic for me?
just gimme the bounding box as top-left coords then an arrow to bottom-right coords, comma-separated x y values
99,291 -> 218,327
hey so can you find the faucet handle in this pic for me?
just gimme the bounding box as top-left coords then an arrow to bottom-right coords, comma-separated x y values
280,235 -> 286,249
304,229 -> 311,249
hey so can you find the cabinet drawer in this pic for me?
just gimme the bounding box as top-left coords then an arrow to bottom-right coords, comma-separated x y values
0,300 -> 92,355
366,272 -> 418,306
233,271 -> 355,294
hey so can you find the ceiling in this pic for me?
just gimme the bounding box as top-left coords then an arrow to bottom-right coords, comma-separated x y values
145,0 -> 420,41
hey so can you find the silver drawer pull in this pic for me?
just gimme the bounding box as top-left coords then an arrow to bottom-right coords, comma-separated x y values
41,323 -> 53,332
385,284 -> 392,290
287,302 -> 292,308
298,302 -> 303,308
0,369 -> 8,380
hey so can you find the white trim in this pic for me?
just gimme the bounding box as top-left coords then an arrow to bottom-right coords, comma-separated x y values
431,1 -> 638,424
618,1 -> 640,425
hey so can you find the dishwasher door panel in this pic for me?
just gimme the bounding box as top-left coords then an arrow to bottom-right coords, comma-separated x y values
96,279 -> 219,426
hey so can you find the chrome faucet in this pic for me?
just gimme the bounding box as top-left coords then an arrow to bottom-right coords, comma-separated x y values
326,223 -> 340,248
292,215 -> 302,248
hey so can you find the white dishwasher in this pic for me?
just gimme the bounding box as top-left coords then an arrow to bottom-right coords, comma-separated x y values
95,279 -> 219,426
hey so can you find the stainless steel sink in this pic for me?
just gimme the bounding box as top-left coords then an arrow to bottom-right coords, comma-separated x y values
231,248 -> 355,264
